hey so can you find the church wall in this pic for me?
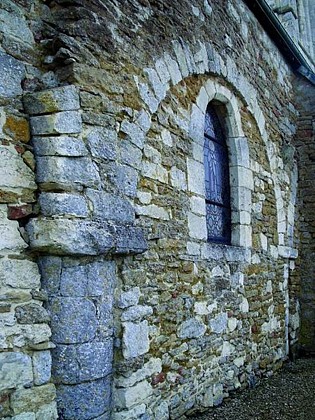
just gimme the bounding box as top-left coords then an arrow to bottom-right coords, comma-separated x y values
0,0 -> 308,419
0,1 -> 58,418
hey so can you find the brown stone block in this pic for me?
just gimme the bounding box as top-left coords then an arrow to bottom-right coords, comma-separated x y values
3,115 -> 30,143
7,204 -> 33,220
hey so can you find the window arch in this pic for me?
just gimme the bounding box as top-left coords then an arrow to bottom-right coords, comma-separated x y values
204,103 -> 231,244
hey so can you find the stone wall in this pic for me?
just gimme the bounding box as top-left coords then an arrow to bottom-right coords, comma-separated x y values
0,1 -> 58,418
0,0 -> 311,419
293,77 -> 315,354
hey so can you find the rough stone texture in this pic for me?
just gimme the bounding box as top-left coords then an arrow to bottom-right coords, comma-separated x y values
47,297 -> 98,344
39,192 -> 88,218
0,352 -> 33,391
30,111 -> 82,135
56,378 -> 111,420
122,321 -> 150,359
24,86 -> 80,115
52,340 -> 113,384
0,52 -> 25,98
32,136 -> 88,157
33,350 -> 52,386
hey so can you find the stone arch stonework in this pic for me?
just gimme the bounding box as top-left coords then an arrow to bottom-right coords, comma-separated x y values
188,81 -> 252,249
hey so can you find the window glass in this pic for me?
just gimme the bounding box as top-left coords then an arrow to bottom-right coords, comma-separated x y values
204,104 -> 231,244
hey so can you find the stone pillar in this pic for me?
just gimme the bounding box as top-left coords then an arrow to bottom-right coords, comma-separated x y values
24,85 -> 147,419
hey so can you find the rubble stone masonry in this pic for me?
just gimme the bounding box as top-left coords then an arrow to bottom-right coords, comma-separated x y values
0,0 -> 314,419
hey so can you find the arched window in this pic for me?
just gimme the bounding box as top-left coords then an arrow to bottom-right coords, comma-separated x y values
204,104 -> 231,244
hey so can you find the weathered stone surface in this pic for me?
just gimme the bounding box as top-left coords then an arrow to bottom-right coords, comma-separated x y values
24,86 -> 80,115
59,261 -> 115,297
34,402 -> 58,420
36,156 -> 100,188
3,114 -> 30,143
33,350 -> 52,386
11,384 -> 56,415
30,111 -> 82,135
52,340 -> 113,384
209,313 -> 228,334
122,321 -> 149,359
177,318 -> 207,339
0,52 -> 25,98
0,258 -> 40,289
0,352 -> 33,391
32,136 -> 88,157
56,378 -> 110,420
15,303 -> 50,324
115,226 -> 148,255
116,358 -> 162,387
0,9 -> 34,45
26,219 -> 114,255
47,297 -> 97,344
39,193 -> 88,218
115,380 -> 152,409
0,205 -> 27,251
86,189 -> 135,223
121,305 -> 153,322
86,127 -> 117,160
118,288 -> 141,309
0,145 -> 36,202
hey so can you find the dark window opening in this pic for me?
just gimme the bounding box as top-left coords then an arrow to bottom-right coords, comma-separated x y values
204,104 -> 231,244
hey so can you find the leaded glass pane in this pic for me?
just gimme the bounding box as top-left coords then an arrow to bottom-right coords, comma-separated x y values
206,203 -> 231,243
203,104 -> 231,244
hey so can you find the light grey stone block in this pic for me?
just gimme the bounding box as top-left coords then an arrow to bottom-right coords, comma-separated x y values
118,287 -> 141,309
0,52 -> 25,98
48,297 -> 97,344
86,189 -> 135,223
0,352 -> 33,392
39,193 -> 88,218
209,312 -> 228,334
24,86 -> 80,115
122,321 -> 149,359
15,303 -> 50,324
86,127 -> 117,160
59,261 -> 115,297
57,378 -> 111,420
52,340 -> 113,384
32,136 -> 88,157
115,225 -> 148,255
30,111 -> 82,135
177,318 -> 206,339
36,157 -> 100,188
121,305 -> 153,322
33,350 -> 52,385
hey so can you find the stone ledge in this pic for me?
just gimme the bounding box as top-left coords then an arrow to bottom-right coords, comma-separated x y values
26,218 -> 147,256
24,85 -> 80,115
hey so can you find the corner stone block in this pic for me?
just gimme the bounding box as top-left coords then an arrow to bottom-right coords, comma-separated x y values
122,320 -> 150,359
30,111 -> 82,136
39,192 -> 88,218
47,297 -> 97,344
0,352 -> 33,392
32,136 -> 88,157
52,339 -> 113,384
86,189 -> 135,223
115,226 -> 148,255
36,156 -> 100,189
56,378 -> 111,420
24,86 -> 80,115
26,219 -> 114,255
60,260 -> 116,298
